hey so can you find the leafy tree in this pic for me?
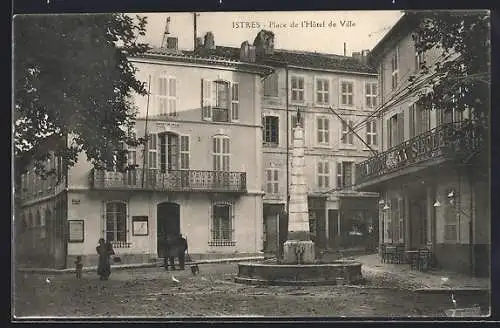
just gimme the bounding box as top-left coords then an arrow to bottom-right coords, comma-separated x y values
411,10 -> 490,173
14,14 -> 150,181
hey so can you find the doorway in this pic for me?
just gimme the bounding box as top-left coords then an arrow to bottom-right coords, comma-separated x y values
156,202 -> 180,257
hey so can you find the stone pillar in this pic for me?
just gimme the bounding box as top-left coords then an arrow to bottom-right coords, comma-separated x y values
283,123 -> 315,264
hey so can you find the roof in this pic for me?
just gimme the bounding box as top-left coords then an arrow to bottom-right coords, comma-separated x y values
139,45 -> 377,75
135,47 -> 275,77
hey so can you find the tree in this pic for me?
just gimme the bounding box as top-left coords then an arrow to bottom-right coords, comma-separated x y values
14,14 -> 151,181
411,10 -> 490,172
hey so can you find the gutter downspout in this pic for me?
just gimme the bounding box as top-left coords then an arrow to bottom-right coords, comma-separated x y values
285,65 -> 290,218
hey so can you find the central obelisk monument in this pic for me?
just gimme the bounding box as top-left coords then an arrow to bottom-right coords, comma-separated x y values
283,108 -> 315,264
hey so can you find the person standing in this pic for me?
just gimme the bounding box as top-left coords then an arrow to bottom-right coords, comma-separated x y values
177,234 -> 188,270
164,234 -> 177,271
96,238 -> 114,280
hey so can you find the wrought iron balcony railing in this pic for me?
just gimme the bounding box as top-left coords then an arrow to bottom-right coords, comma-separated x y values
355,121 -> 483,185
91,168 -> 247,193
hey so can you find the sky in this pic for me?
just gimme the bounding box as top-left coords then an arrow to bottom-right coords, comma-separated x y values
132,11 -> 404,56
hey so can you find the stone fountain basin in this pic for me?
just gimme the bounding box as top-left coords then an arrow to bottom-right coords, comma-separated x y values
235,260 -> 362,286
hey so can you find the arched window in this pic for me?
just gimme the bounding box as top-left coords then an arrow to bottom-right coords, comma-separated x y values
105,202 -> 127,242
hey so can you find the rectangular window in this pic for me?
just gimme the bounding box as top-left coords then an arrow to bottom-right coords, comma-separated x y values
213,136 -> 230,171
264,73 -> 279,97
316,117 -> 330,144
263,116 -> 279,146
384,209 -> 393,243
388,113 -> 404,147
157,76 -> 177,116
105,202 -> 127,242
317,160 -> 330,188
366,120 -> 377,146
231,83 -> 239,121
265,168 -> 279,194
147,134 -> 157,169
337,161 -> 353,189
202,80 -> 236,122
391,48 -> 399,90
415,49 -> 425,72
315,78 -> 330,105
341,120 -> 354,145
291,76 -> 305,103
210,201 -> 235,246
341,81 -> 354,106
365,82 -> 378,108
180,135 -> 190,170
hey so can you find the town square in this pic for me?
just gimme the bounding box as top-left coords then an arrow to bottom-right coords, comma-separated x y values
13,9 -> 491,319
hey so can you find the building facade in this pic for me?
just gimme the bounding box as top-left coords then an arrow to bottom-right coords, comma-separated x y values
354,13 -> 489,276
245,31 -> 381,254
16,36 -> 274,268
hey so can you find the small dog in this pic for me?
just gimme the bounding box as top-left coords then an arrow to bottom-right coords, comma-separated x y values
186,253 -> 199,275
190,264 -> 200,275
75,256 -> 83,279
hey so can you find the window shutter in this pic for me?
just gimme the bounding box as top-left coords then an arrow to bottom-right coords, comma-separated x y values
167,77 -> 177,116
202,79 -> 212,120
231,82 -> 239,121
398,112 -> 405,143
387,119 -> 392,148
409,104 -> 415,138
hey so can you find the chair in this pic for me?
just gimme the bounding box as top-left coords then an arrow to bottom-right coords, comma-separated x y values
395,245 -> 406,264
418,248 -> 432,271
385,246 -> 397,264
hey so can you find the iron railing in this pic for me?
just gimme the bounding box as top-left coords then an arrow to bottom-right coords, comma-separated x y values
91,168 -> 247,193
355,121 -> 483,185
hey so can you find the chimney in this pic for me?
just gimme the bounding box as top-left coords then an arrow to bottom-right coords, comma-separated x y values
204,32 -> 215,50
361,49 -> 370,64
240,41 -> 256,63
352,51 -> 362,62
195,37 -> 203,50
166,37 -> 178,50
253,30 -> 275,58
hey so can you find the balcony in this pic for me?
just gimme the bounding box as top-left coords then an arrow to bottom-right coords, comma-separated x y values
212,108 -> 229,122
355,121 -> 482,187
91,168 -> 247,193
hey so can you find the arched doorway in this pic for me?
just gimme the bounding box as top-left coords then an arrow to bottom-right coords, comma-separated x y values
156,202 -> 180,257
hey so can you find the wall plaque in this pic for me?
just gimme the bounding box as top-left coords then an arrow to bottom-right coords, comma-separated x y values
68,220 -> 84,243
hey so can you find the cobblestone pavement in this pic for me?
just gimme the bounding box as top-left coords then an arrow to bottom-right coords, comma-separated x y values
13,263 -> 489,318
356,254 -> 491,290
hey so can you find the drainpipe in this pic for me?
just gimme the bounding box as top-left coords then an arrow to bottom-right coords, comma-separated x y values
284,64 -> 290,260
285,64 -> 290,217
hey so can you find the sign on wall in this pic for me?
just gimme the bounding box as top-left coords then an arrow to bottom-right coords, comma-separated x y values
132,216 -> 149,236
68,220 -> 85,243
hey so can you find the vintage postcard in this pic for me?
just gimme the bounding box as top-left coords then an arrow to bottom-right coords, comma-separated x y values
12,10 -> 491,319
